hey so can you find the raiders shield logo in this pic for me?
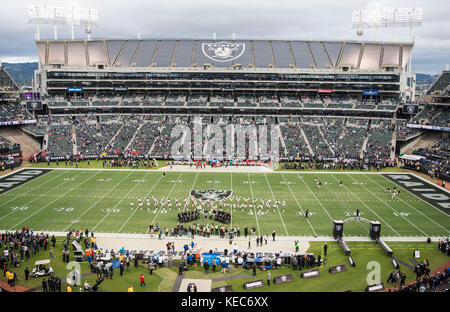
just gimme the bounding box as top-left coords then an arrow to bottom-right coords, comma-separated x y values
190,189 -> 233,201
335,225 -> 343,231
31,102 -> 38,109
407,105 -> 415,113
202,42 -> 245,63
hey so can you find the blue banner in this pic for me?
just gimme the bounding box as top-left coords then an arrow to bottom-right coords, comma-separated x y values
67,87 -> 83,92
363,90 -> 378,95
202,253 -> 221,264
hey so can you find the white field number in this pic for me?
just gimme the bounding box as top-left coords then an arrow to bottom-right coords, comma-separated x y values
12,206 -> 28,211
101,208 -> 120,213
280,181 -> 294,185
393,212 -> 410,217
97,178 -> 111,182
55,207 -> 74,212
133,179 -> 146,183
63,178 -> 75,182
169,180 -> 183,183
243,181 -> 259,184
345,212 -> 364,217
296,211 -> 315,216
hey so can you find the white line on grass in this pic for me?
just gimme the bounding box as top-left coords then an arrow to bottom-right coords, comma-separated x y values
280,173 -> 317,236
347,174 -> 428,236
117,174 -> 165,233
62,171 -> 134,231
247,173 -> 261,236
263,173 -> 289,236
92,171 -> 153,232
366,175 -> 449,235
380,174 -> 450,219
333,174 -> 401,236
0,171 -> 67,222
9,171 -> 97,230
317,175 -> 369,234
147,171 -> 184,231
296,174 -> 334,221
0,170 -> 64,206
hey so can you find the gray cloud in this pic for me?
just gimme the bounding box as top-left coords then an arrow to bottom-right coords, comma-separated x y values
0,0 -> 448,74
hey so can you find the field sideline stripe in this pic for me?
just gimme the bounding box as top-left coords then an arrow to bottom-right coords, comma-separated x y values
336,174 -> 401,236
348,174 -> 429,236
9,171 -> 95,230
0,171 -> 67,222
381,174 -> 450,218
62,171 -> 134,231
30,166 -> 417,175
92,171 -> 153,232
148,171 -> 184,230
280,173 -> 317,236
118,174 -> 165,233
247,173 -> 261,236
368,175 -> 449,235
263,173 -> 289,236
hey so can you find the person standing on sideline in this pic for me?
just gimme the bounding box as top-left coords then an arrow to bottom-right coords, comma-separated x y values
272,231 -> 276,241
204,260 -> 210,275
323,242 -> 328,256
140,273 -> 146,287
267,270 -> 271,286
24,267 -> 29,281
252,262 -> 257,276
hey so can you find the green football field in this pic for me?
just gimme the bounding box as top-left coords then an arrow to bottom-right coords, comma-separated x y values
0,168 -> 449,238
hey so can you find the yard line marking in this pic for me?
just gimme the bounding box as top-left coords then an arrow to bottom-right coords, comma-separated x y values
148,172 -> 184,229
296,174 -> 334,221
367,175 -> 449,235
92,171 -> 152,232
118,174 -> 165,233
9,171 -> 96,230
0,170 -> 64,208
318,175 -> 369,234
263,173 -> 289,236
347,174 -> 428,236
247,173 -> 261,236
280,172 -> 317,236
63,171 -> 134,231
334,174 -> 400,236
0,171 -> 67,221
381,174 -> 450,220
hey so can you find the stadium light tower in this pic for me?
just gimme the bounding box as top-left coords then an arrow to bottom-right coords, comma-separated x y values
27,5 -> 98,40
352,8 -> 423,42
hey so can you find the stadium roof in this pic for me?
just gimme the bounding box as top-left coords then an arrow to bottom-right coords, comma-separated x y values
36,39 -> 413,70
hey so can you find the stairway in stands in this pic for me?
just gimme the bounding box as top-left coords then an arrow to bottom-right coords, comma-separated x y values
0,127 -> 41,160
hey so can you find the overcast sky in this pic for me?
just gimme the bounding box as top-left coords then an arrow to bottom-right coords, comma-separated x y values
0,0 -> 448,74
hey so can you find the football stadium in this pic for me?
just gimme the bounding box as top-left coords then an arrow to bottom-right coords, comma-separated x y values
0,2 -> 449,297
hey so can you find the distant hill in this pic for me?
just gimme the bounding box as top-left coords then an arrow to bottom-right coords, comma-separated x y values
416,73 -> 438,85
1,62 -> 38,86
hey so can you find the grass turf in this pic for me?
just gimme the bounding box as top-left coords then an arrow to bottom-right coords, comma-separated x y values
2,238 -> 448,292
0,168 -> 448,237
